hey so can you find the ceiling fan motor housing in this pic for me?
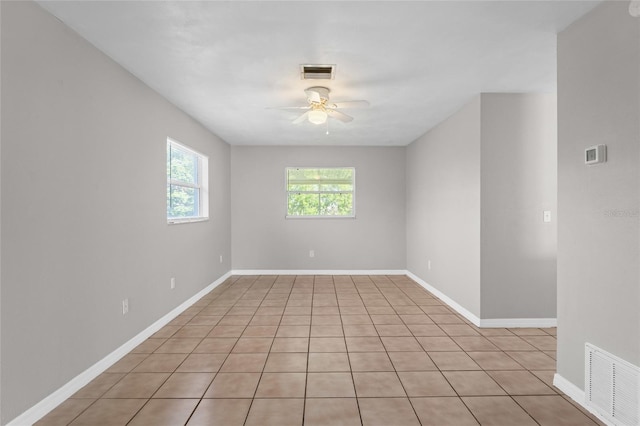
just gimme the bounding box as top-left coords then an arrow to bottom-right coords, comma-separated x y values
306,86 -> 331,103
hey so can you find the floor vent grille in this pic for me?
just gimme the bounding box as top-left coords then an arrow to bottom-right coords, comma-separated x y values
585,343 -> 639,426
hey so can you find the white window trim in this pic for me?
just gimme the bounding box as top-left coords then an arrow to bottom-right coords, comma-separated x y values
167,138 -> 209,224
285,167 -> 356,219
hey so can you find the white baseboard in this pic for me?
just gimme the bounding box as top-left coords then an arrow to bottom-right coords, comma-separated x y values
405,271 -> 482,327
231,269 -> 407,276
405,271 -> 557,329
7,271 -> 232,426
553,373 -> 614,426
479,318 -> 557,328
9,268 -> 559,425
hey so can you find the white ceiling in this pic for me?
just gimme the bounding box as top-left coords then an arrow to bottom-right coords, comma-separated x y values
38,1 -> 599,146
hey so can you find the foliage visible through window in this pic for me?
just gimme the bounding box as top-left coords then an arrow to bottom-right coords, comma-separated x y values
286,167 -> 355,217
167,139 -> 208,222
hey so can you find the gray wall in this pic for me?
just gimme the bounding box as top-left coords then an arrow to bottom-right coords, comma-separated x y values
406,97 -> 482,317
0,2 -> 231,423
231,146 -> 406,270
0,1 -> 3,418
406,94 -> 557,321
557,0 -> 639,389
480,94 -> 557,319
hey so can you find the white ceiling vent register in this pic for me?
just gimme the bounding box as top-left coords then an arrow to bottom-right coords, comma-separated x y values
300,64 -> 335,80
585,343 -> 640,426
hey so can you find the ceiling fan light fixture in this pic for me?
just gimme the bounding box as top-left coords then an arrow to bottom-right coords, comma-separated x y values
308,109 -> 328,125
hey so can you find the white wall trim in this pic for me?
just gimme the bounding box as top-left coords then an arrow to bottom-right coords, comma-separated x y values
7,271 -> 232,426
479,318 -> 557,328
231,269 -> 407,276
8,268 -> 560,425
405,271 -> 482,327
553,373 -> 614,426
406,271 -> 557,329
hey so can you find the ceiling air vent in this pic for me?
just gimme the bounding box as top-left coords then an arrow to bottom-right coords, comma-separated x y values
301,64 -> 335,80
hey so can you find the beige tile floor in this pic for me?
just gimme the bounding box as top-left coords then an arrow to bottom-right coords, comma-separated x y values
37,275 -> 604,425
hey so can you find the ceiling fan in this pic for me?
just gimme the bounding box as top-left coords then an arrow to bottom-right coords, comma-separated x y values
278,87 -> 369,125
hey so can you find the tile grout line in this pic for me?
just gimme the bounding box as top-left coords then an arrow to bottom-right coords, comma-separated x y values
176,274 -> 256,426
338,274 -> 364,426
43,274 -> 595,426
123,278 -> 241,426
377,275 -> 428,425
294,275 -> 311,425
120,276 -> 242,426
241,275 -> 280,426
395,275 -> 556,425
176,274 -> 257,426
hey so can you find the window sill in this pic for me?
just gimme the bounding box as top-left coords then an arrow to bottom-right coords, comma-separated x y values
167,217 -> 209,225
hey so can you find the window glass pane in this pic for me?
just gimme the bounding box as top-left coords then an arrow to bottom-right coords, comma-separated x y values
319,183 -> 352,192
168,184 -> 200,218
320,193 -> 352,216
288,183 -> 319,192
287,193 -> 320,216
318,168 -> 353,182
286,167 -> 354,217
167,139 -> 208,222
169,145 -> 198,185
287,168 -> 314,182
287,169 -> 320,191
287,169 -> 352,192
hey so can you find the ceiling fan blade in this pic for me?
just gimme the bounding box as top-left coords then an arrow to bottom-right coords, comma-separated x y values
305,88 -> 322,104
269,106 -> 311,110
329,100 -> 370,109
326,109 -> 353,123
292,111 -> 310,124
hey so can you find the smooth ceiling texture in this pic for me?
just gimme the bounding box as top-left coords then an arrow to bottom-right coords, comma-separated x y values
37,1 -> 599,146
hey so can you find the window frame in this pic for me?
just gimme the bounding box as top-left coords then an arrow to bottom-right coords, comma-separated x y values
167,138 -> 209,224
285,167 -> 356,219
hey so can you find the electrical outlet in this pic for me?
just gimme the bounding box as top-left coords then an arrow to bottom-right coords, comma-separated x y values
219,255 -> 223,263
543,210 -> 551,223
170,277 -> 175,289
428,260 -> 431,270
309,250 -> 315,258
122,298 -> 129,315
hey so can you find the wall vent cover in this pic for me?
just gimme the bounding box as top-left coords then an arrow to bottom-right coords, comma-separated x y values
585,343 -> 639,426
300,64 -> 335,80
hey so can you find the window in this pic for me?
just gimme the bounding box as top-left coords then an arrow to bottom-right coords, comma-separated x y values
167,138 -> 208,223
286,167 -> 355,218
